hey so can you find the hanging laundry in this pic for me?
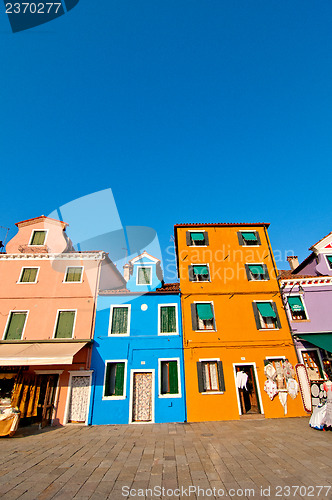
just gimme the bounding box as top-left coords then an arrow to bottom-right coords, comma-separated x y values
236,371 -> 248,390
264,378 -> 278,401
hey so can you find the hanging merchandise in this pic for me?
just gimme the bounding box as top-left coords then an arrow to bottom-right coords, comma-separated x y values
283,360 -> 295,380
264,378 -> 278,400
296,363 -> 312,413
322,380 -> 332,428
264,363 -> 276,380
287,378 -> 299,399
236,371 -> 248,390
275,361 -> 286,389
309,403 -> 326,430
278,390 -> 288,415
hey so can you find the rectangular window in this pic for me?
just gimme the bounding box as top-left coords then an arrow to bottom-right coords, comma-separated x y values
326,256 -> 332,269
264,358 -> 287,389
19,267 -> 38,283
186,231 -> 209,246
159,305 -> 177,334
189,264 -> 210,282
110,306 -> 129,335
104,362 -> 125,397
54,311 -> 75,338
160,361 -> 179,395
252,302 -> 281,329
30,230 -> 46,246
191,302 -> 215,330
238,231 -> 260,246
287,296 -> 307,320
301,350 -> 323,380
197,360 -> 225,393
137,267 -> 152,285
245,264 -> 269,281
4,312 -> 27,340
65,267 -> 83,282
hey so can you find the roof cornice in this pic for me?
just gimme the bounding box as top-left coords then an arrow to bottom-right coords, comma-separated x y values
0,251 -> 106,261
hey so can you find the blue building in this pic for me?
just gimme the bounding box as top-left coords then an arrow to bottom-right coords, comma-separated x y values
88,252 -> 186,425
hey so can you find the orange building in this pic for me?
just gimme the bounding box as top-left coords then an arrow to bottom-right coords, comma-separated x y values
174,223 -> 306,422
0,216 -> 124,426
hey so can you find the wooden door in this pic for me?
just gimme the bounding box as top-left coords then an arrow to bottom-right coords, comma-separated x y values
302,351 -> 322,380
132,372 -> 153,422
41,375 -> 58,428
236,365 -> 260,415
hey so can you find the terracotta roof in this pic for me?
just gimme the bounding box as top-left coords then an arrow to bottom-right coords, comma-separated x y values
279,270 -> 330,280
156,282 -> 180,292
174,222 -> 270,228
99,288 -> 131,295
16,215 -> 68,228
310,231 -> 332,250
99,282 -> 180,295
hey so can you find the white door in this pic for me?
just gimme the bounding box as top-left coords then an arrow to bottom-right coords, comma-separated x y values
68,376 -> 90,423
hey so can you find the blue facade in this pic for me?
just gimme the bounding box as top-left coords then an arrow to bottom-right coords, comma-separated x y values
89,254 -> 186,425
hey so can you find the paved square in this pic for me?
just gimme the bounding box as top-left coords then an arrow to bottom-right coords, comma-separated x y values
0,417 -> 331,499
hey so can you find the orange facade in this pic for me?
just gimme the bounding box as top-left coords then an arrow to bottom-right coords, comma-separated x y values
175,223 -> 307,422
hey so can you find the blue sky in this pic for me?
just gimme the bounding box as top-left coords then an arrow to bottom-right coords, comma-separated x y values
1,0 -> 332,280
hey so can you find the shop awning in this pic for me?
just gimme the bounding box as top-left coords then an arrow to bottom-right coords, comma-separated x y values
299,334 -> 332,353
287,296 -> 304,312
0,342 -> 88,366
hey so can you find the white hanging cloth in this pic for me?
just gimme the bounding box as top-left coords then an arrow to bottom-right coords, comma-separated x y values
236,371 -> 248,390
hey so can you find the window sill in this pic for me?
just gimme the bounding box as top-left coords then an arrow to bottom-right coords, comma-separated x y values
291,319 -> 311,323
201,391 -> 224,395
158,332 -> 179,336
102,396 -> 126,401
158,394 -> 181,399
194,330 -> 217,333
62,281 -> 83,284
16,282 -> 38,284
108,333 -> 130,337
258,328 -> 280,331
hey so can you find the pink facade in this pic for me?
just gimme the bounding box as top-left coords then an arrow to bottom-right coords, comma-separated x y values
0,216 -> 124,426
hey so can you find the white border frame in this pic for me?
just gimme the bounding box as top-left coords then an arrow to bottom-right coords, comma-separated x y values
63,370 -> 93,425
189,263 -> 211,282
187,229 -> 208,247
52,309 -> 77,339
17,266 -> 40,284
239,230 -> 260,247
198,357 -> 224,395
286,294 -> 310,321
252,300 -> 280,331
158,303 -> 179,336
158,357 -> 182,398
194,301 -> 217,332
28,229 -> 49,246
108,304 -> 131,336
246,263 -> 268,281
232,362 -> 264,416
102,359 -> 128,400
63,266 -> 84,284
129,369 -> 155,424
2,310 -> 29,340
136,266 -> 152,286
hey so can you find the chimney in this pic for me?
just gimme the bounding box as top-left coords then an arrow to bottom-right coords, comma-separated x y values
287,256 -> 299,271
123,263 -> 131,282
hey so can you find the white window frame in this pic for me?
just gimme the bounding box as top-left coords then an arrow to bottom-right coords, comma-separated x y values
136,266 -> 152,286
232,362 -> 264,416
102,360 -> 128,400
324,254 -> 332,270
17,266 -> 40,284
158,357 -> 182,398
63,266 -> 84,284
286,294 -> 309,321
129,369 -> 155,424
52,309 -> 77,339
2,310 -> 29,340
239,230 -> 260,247
190,263 -> 211,282
188,230 -> 208,247
198,358 -> 224,395
108,304 -> 131,336
246,263 -> 267,281
253,300 -> 279,331
158,303 -> 179,336
194,301 -> 216,332
28,229 -> 48,246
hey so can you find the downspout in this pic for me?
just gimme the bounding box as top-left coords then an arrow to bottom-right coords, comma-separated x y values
263,226 -> 300,363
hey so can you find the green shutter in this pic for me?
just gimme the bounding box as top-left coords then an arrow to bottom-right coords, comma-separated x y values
55,311 -> 75,338
114,363 -> 125,395
191,232 -> 205,241
31,231 -> 46,245
287,296 -> 304,312
168,361 -> 179,394
138,267 -> 151,284
21,268 -> 38,282
65,267 -> 82,282
111,307 -> 128,334
160,306 -> 176,333
257,302 -> 276,318
196,303 -> 213,320
193,265 -> 209,276
242,232 -> 257,242
248,264 -> 264,277
5,312 -> 27,340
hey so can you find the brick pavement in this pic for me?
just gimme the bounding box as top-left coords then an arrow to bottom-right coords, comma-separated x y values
0,417 -> 332,499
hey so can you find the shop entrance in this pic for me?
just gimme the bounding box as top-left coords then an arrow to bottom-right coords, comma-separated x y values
38,374 -> 59,427
235,365 -> 261,415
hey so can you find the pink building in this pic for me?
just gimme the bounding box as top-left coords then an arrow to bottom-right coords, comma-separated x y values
0,216 -> 125,426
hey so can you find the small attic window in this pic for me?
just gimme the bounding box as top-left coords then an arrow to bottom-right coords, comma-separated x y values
137,266 -> 152,285
29,230 -> 47,246
326,255 -> 332,270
